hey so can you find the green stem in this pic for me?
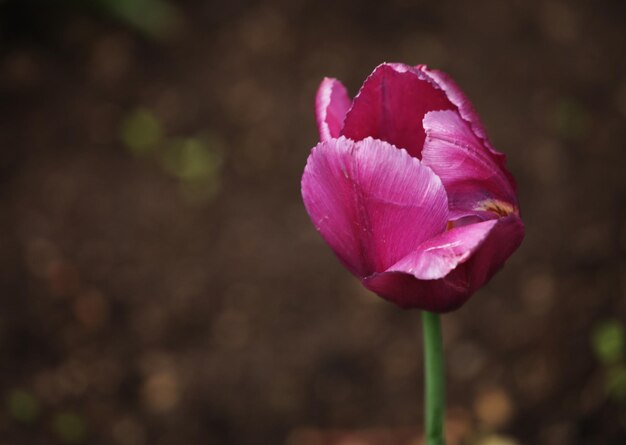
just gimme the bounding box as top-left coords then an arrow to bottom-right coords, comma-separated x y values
422,311 -> 445,445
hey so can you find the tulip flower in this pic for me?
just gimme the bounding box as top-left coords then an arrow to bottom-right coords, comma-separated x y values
301,63 -> 525,445
303,63 -> 524,313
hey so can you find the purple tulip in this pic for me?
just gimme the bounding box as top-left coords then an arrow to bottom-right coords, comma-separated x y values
302,63 -> 524,312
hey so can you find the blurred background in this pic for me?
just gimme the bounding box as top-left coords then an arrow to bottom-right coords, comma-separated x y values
0,0 -> 625,444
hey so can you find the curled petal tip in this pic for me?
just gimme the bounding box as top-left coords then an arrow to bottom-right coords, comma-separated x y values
315,78 -> 351,142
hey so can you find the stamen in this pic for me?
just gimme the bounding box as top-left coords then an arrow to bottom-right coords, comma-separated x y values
475,199 -> 517,217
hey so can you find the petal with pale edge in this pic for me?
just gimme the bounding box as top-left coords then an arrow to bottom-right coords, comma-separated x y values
341,63 -> 454,158
363,215 -> 524,312
416,65 -> 514,182
315,78 -> 351,142
421,110 -> 518,217
416,65 -> 492,149
388,219 -> 499,280
301,137 -> 449,278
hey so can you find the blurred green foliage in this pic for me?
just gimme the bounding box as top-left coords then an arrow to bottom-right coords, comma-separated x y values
121,108 -> 224,204
592,320 -> 626,402
592,320 -> 625,366
162,136 -> 224,202
0,0 -> 179,38
6,389 -> 40,423
91,0 -> 179,37
53,411 -> 87,444
606,366 -> 626,402
551,97 -> 590,141
121,108 -> 163,156
161,137 -> 223,182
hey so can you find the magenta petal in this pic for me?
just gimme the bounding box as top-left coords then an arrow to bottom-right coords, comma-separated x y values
416,65 -> 513,179
363,215 -> 524,312
417,66 -> 492,148
315,78 -> 351,142
388,219 -> 499,280
301,136 -> 449,278
341,63 -> 454,158
421,110 -> 518,216
363,268 -> 473,312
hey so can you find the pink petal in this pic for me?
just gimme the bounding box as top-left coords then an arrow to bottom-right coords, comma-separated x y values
459,214 -> 524,291
341,63 -> 454,159
301,136 -> 449,278
388,219 -> 499,280
416,65 -> 514,180
421,110 -> 518,217
315,78 -> 351,142
416,66 -> 492,148
363,268 -> 473,312
363,215 -> 524,312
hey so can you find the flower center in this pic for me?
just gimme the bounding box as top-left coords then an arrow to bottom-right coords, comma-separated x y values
475,199 -> 518,217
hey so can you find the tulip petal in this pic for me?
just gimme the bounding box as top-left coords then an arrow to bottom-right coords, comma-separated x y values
416,66 -> 492,149
363,267 -> 472,312
341,63 -> 454,158
302,136 -> 449,278
463,214 -> 524,289
363,215 -> 524,312
388,219 -> 499,280
315,78 -> 352,142
416,65 -> 514,182
421,110 -> 518,216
